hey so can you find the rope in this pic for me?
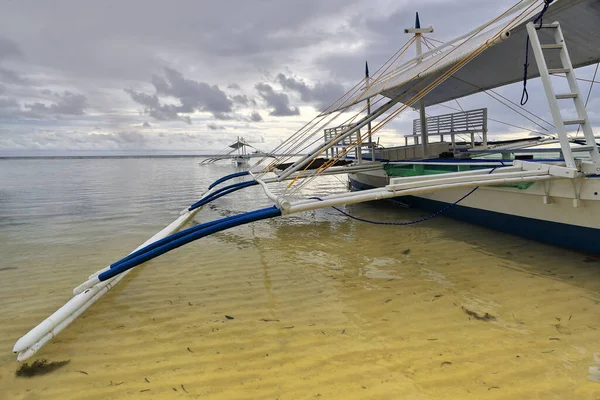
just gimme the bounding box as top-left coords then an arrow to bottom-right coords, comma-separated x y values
577,62 -> 599,136
521,0 -> 554,105
311,168 -> 496,226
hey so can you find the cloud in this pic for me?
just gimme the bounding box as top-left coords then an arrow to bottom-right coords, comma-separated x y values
142,122 -> 151,127
248,110 -> 263,122
153,67 -> 233,113
207,123 -> 226,130
232,94 -> 256,106
276,73 -> 345,111
0,37 -> 21,61
0,97 -> 20,118
0,37 -> 28,85
0,67 -> 27,85
24,91 -> 88,116
255,83 -> 299,116
124,87 -> 190,124
126,67 -> 237,123
0,91 -> 88,119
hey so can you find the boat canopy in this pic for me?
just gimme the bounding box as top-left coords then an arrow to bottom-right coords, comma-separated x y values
326,0 -> 600,113
228,139 -> 257,150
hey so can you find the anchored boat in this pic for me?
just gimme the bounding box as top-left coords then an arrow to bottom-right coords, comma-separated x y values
345,0 -> 600,255
200,136 -> 256,167
13,0 -> 600,369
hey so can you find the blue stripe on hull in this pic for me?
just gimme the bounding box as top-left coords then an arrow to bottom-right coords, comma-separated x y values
349,178 -> 599,256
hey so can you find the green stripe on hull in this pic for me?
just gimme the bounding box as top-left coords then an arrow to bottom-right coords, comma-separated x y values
383,163 -> 535,190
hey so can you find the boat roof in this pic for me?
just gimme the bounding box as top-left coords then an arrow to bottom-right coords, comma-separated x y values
228,139 -> 257,150
327,0 -> 600,113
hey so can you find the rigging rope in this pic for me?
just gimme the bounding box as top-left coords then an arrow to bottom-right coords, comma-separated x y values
446,75 -> 554,132
422,34 -> 554,138
577,62 -> 599,136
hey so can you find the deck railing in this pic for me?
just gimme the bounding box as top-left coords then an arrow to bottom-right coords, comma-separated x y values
324,123 -> 376,162
407,108 -> 488,148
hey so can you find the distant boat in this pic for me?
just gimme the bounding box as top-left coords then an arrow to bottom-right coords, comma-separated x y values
200,136 -> 257,167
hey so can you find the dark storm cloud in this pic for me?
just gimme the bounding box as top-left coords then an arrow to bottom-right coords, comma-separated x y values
153,68 -> 233,114
0,37 -> 21,60
255,83 -> 300,117
126,67 -> 237,123
0,67 -> 27,85
0,97 -> 20,117
0,37 -> 28,85
276,73 -> 345,111
232,94 -> 256,107
24,91 -> 87,116
0,91 -> 88,120
207,123 -> 226,131
248,111 -> 263,122
125,87 -> 190,123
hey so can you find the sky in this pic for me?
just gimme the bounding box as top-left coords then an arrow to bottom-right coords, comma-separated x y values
0,0 -> 598,155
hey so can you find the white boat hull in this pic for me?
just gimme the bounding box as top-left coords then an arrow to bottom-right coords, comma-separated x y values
349,169 -> 600,255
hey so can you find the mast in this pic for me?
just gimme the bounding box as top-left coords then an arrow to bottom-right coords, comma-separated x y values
405,13 -> 434,158
366,61 -> 374,161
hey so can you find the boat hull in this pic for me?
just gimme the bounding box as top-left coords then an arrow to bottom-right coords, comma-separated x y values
349,171 -> 600,255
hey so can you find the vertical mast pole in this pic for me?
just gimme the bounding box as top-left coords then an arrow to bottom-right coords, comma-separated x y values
366,61 -> 375,162
405,13 -> 434,158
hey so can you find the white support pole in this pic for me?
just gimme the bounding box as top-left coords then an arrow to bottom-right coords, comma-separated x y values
13,207 -> 202,361
284,175 -> 555,214
406,14 -> 434,159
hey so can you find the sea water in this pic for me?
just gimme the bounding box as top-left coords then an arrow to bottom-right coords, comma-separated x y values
0,157 -> 599,399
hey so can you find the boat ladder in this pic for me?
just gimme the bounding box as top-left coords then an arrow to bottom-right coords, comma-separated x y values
526,21 -> 600,170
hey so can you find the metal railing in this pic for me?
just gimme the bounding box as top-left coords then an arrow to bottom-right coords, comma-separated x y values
407,108 -> 488,148
324,123 -> 376,162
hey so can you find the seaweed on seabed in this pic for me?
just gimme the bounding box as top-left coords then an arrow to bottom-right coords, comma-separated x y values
461,306 -> 496,322
16,359 -> 71,377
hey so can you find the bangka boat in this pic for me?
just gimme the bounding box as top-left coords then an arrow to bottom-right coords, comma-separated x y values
12,1 -> 600,381
200,136 -> 255,166
342,0 -> 600,255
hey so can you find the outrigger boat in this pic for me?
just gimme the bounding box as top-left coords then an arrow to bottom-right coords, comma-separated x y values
12,0 -> 600,377
200,136 -> 255,167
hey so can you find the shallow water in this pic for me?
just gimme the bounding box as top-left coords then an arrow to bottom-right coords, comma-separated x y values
0,157 -> 599,399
